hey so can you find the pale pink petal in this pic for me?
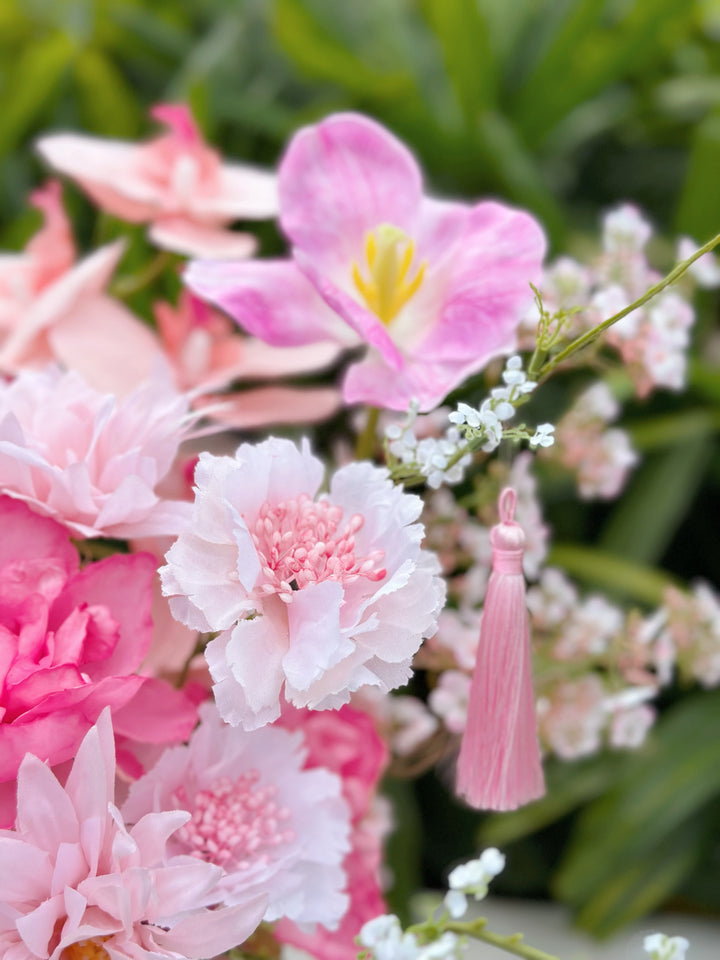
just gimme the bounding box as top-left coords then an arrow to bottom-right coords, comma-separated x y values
0,837 -> 52,900
0,242 -> 125,370
194,162 -> 279,219
48,296 -> 166,396
239,338 -> 341,378
15,754 -> 79,851
153,895 -> 268,958
222,613 -> 288,726
279,112 -> 422,273
193,385 -> 342,429
148,218 -> 258,259
412,201 -> 546,365
36,134 -> 161,221
64,707 -> 115,824
284,581 -> 351,692
295,251 -> 403,370
184,258 -> 349,347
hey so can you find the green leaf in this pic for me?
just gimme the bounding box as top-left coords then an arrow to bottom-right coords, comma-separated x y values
599,436 -> 714,565
547,544 -> 676,606
480,752 -> 628,847
513,0 -> 693,147
554,691 -> 720,934
74,48 -> 142,137
573,813 -> 709,937
272,0 -> 413,100
381,777 -> 423,926
676,108 -> 720,240
0,31 -> 76,155
420,0 -> 497,124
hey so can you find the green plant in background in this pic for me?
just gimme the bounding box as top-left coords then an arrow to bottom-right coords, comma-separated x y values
1,0 -> 720,941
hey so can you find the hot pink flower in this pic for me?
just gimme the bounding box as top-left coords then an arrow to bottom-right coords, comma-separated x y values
186,112 -> 545,411
123,701 -> 351,927
38,103 -> 278,259
155,289 -> 341,428
0,709 -> 267,960
276,705 -> 390,960
161,437 -> 445,729
0,366 -> 194,538
0,182 -> 163,395
0,495 -> 197,827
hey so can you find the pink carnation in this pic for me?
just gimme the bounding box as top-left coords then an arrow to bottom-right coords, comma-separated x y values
0,366 -> 194,538
38,103 -> 278,259
161,437 -> 445,729
0,495 -> 196,826
0,181 -> 163,395
123,701 -> 351,927
186,112 -> 545,411
276,705 -> 390,960
0,709 -> 267,960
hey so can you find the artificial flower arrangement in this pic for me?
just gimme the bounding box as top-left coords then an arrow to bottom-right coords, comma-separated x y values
1,104 -> 717,960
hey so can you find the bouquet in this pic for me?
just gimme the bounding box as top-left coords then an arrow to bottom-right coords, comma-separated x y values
1,104 -> 716,960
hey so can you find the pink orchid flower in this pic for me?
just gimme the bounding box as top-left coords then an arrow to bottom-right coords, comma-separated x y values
186,112 -> 546,411
155,289 -> 342,428
0,181 -> 163,395
37,103 -> 278,259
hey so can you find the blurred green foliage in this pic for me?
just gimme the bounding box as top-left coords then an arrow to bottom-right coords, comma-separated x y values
2,0 -> 720,939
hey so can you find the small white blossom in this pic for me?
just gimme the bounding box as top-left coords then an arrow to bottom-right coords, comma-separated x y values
418,932 -> 461,960
530,423 -> 555,448
643,933 -> 690,960
678,236 -> 720,289
360,915 -> 421,960
603,204 -> 652,253
443,890 -> 468,919
447,848 -> 506,901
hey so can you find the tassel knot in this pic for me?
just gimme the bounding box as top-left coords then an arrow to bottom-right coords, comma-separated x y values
456,486 -> 545,811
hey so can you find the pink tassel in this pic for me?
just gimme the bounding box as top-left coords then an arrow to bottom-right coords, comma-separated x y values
456,487 -> 545,811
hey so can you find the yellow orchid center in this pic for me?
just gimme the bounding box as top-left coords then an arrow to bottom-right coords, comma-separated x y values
352,224 -> 426,326
61,939 -> 111,960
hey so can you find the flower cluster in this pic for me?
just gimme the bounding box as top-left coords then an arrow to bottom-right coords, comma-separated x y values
523,204 -> 718,397
0,95 -> 714,960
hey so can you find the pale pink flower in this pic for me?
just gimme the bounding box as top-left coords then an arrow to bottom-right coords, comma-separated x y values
186,112 -> 545,411
155,289 -> 341,428
384,695 -> 439,757
424,608 -> 479,672
550,383 -> 638,499
0,366 -> 194,538
678,236 -> 720,288
37,103 -> 278,259
0,709 -> 267,960
0,495 -> 197,827
608,703 -> 655,749
0,181 -> 163,395
161,437 -> 445,729
537,676 -> 606,760
276,705 -> 390,960
429,670 -> 472,735
123,702 -> 351,926
661,582 -> 720,687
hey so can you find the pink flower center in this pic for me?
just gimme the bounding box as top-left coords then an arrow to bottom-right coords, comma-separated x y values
174,773 -> 295,869
250,495 -> 386,602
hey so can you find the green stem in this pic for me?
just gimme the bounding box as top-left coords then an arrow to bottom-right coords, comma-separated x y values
355,407 -> 381,460
406,917 -> 561,960
111,250 -> 173,298
538,230 -> 720,379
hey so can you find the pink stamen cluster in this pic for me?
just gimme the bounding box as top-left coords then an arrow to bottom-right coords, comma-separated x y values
250,495 -> 386,602
175,773 -> 295,869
